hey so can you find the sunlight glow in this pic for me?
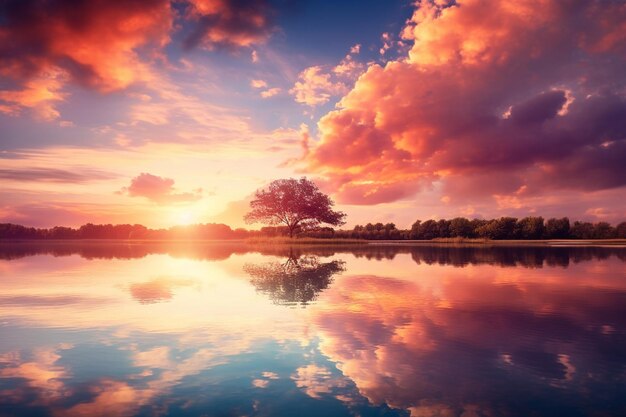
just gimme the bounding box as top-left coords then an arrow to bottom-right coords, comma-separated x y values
172,210 -> 196,225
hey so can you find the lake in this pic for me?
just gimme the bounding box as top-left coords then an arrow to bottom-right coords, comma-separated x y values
1,242 -> 625,417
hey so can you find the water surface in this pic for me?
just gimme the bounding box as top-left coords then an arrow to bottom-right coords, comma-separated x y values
1,242 -> 625,416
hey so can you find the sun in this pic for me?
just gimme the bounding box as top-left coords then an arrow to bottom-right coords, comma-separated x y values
172,210 -> 196,226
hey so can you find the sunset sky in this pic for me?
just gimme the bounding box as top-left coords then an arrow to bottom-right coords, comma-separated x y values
1,0 -> 625,229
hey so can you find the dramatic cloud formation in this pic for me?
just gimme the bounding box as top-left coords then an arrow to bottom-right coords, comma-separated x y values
0,0 -> 275,120
0,0 -> 172,90
0,0 -> 172,119
121,173 -> 202,204
183,0 -> 274,49
304,0 -> 626,205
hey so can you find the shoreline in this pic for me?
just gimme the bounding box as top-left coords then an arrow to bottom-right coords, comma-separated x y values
1,238 -> 626,247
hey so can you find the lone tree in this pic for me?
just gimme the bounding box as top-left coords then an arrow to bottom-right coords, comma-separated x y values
244,177 -> 346,237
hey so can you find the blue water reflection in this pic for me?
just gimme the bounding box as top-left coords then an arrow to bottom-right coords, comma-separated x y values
0,243 -> 625,416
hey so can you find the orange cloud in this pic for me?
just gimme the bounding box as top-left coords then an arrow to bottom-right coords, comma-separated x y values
0,0 -> 173,119
0,71 -> 67,120
0,0 -> 275,121
121,173 -> 202,204
303,0 -> 626,205
0,0 -> 172,91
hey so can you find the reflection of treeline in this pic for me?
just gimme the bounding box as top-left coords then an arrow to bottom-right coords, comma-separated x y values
306,217 -> 626,240
2,241 -> 624,267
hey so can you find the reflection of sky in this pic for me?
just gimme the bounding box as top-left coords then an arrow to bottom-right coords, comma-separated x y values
1,247 -> 625,416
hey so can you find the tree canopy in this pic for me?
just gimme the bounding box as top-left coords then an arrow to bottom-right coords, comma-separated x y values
244,177 -> 346,237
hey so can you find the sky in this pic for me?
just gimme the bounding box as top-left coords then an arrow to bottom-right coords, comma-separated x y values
0,0 -> 625,229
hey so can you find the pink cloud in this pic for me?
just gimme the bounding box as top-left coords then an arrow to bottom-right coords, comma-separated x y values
121,173 -> 202,204
302,0 -> 626,209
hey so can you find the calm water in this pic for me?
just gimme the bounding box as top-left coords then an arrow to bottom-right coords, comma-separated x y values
1,242 -> 625,417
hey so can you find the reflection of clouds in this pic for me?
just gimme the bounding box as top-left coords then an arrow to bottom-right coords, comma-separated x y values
0,294 -> 111,306
0,345 -> 72,406
61,379 -> 154,417
129,276 -> 197,304
291,364 -> 349,399
252,379 -> 269,388
310,267 -> 626,414
1,249 -> 625,415
0,253 -> 311,414
253,370 -> 280,388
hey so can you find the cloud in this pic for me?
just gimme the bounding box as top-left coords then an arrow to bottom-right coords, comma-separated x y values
332,45 -> 366,81
260,87 -> 281,98
250,79 -> 268,88
0,167 -> 116,183
0,71 -> 67,120
290,66 -> 347,107
0,0 -> 173,119
183,0 -> 274,49
0,0 -> 275,120
0,0 -> 172,91
0,202 -> 127,228
121,172 -> 202,204
302,0 -> 626,205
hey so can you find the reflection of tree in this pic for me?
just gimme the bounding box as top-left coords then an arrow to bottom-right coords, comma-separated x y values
244,253 -> 345,306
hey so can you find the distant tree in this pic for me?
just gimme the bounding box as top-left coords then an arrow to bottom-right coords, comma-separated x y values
244,177 -> 346,238
545,217 -> 570,239
470,219 -> 488,237
419,220 -> 439,240
477,217 -> 518,239
409,220 -> 422,239
593,222 -> 615,239
516,216 -> 545,239
449,217 -> 472,237
571,221 -> 595,239
616,222 -> 626,239
436,219 -> 451,238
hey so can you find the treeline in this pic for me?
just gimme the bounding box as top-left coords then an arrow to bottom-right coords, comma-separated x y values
2,216 -> 626,241
303,217 -> 626,240
0,223 -> 253,240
